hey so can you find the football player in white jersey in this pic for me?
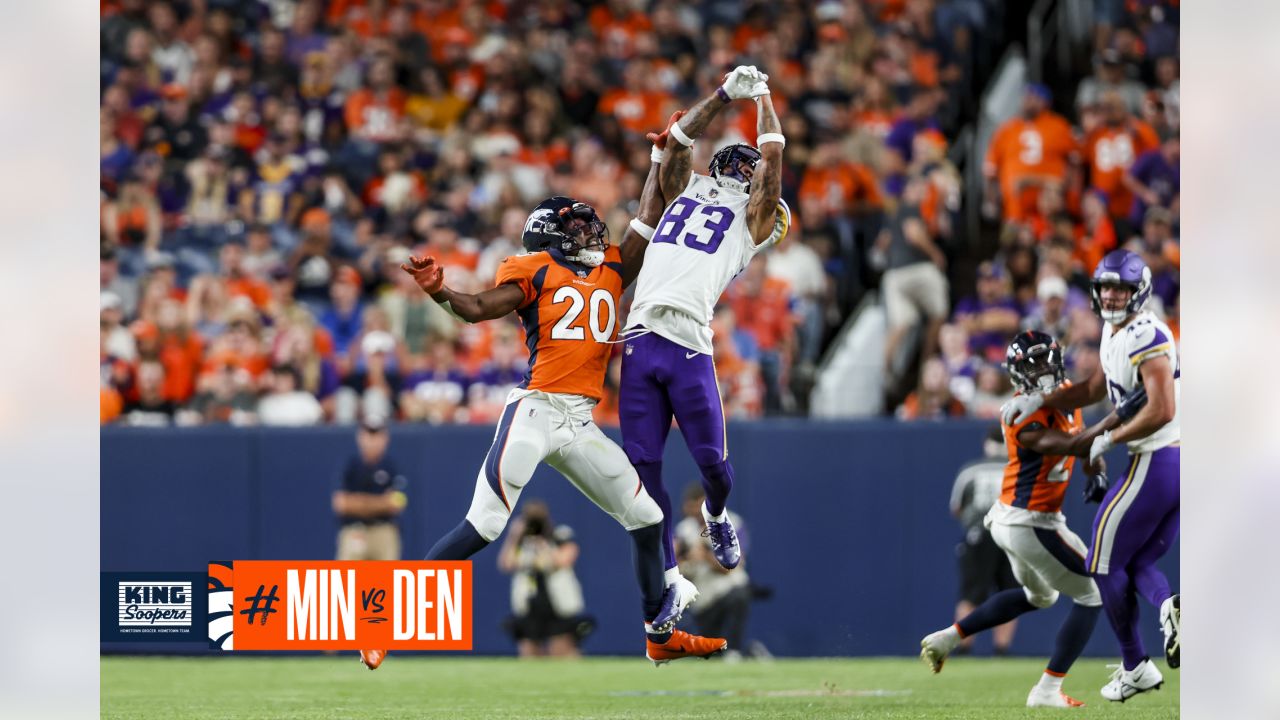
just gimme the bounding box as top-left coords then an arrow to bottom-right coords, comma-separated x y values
1003,249 -> 1180,701
618,65 -> 791,601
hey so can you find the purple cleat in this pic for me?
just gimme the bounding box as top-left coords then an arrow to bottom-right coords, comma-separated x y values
701,505 -> 741,570
650,584 -> 683,633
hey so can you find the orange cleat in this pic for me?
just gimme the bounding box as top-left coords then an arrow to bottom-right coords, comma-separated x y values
359,649 -> 387,670
645,629 -> 727,666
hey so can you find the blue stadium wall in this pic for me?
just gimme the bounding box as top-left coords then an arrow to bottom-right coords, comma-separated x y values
101,421 -> 1177,657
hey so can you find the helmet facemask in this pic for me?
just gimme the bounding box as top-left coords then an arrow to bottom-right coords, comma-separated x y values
709,144 -> 762,194
1006,335 -> 1066,396
557,203 -> 609,267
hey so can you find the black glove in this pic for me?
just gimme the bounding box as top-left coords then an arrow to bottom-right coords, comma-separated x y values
1115,385 -> 1149,422
1083,469 -> 1110,504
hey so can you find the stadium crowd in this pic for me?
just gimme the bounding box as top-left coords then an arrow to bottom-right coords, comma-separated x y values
98,0 -> 1177,427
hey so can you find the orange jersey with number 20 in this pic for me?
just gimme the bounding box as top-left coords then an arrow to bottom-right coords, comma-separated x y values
495,246 -> 624,402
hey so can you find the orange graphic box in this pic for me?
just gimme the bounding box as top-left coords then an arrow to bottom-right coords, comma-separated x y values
209,561 -> 472,651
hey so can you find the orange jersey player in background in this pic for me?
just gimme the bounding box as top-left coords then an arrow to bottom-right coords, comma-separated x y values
921,330 -> 1148,708
360,115 -> 727,672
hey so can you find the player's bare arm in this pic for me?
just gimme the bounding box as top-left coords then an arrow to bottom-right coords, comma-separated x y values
1017,414 -> 1123,459
618,112 -> 684,287
1108,355 -> 1176,444
1044,365 -> 1108,411
400,255 -> 525,322
747,94 -> 784,245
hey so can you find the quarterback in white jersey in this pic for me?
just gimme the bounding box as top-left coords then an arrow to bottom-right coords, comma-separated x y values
1002,249 -> 1180,701
618,65 -> 790,600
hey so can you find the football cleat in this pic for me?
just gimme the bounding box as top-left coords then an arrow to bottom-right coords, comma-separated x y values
919,628 -> 960,674
1101,658 -> 1163,702
1026,686 -> 1085,708
359,649 -> 387,670
646,629 -> 727,665
1160,594 -> 1180,669
701,505 -> 741,570
650,585 -> 683,633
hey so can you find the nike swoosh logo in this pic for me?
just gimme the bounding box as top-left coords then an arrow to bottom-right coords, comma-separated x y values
685,351 -> 699,359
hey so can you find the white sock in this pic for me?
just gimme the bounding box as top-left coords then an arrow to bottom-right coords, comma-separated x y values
701,502 -> 728,524
1037,672 -> 1064,692
664,567 -> 682,586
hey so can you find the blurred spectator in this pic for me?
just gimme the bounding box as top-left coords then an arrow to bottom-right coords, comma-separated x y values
498,500 -> 589,658
1082,91 -> 1159,225
711,305 -> 765,420
676,484 -> 753,660
982,83 -> 1077,223
241,224 -> 284,279
952,261 -> 1019,365
121,360 -> 174,427
878,176 -> 949,381
102,174 -> 162,254
1077,189 -> 1118,274
333,417 -> 406,561
400,336 -> 468,424
101,247 -> 139,320
767,234 -> 830,374
898,357 -> 967,420
1023,275 -> 1072,344
258,365 -> 324,426
1076,48 -> 1147,114
1123,133 -> 1179,229
967,362 -> 1013,419
726,255 -> 796,414
1132,206 -> 1180,312
101,292 -> 137,363
938,323 -> 980,407
320,266 -> 366,356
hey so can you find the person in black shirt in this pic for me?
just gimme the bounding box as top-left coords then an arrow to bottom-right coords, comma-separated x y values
332,417 -> 406,560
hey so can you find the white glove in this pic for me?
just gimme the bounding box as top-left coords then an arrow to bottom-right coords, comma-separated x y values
721,65 -> 770,100
1089,431 -> 1115,465
1000,393 -> 1044,426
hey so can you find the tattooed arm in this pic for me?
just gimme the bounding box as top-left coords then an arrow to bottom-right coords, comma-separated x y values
658,90 -> 730,201
746,94 -> 784,246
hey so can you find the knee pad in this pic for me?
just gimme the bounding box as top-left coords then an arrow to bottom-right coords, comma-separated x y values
623,491 -> 664,529
1024,586 -> 1060,609
465,507 -> 510,543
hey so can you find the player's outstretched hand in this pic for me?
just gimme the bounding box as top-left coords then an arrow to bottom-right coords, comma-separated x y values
1000,393 -> 1043,426
722,65 -> 770,100
400,255 -> 444,295
645,110 -> 688,150
1083,461 -> 1110,504
1114,385 -> 1148,422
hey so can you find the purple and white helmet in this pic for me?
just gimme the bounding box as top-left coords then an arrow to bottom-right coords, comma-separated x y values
1090,249 -> 1152,324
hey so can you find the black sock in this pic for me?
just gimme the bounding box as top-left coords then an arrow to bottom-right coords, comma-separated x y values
957,589 -> 1038,638
1047,603 -> 1102,675
630,523 -> 671,643
425,520 -> 490,561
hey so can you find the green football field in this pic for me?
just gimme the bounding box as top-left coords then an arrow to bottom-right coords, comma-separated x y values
101,655 -> 1179,719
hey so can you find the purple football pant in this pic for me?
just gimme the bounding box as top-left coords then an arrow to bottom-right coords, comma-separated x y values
1086,445 -> 1180,670
619,330 -> 733,570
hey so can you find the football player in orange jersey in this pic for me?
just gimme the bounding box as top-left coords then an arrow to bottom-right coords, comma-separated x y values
359,119 -> 726,671
920,331 -> 1149,707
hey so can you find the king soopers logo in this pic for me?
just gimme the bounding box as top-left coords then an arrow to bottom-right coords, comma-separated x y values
118,581 -> 192,628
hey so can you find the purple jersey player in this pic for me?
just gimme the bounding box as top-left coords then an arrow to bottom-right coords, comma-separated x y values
1003,249 -> 1180,701
618,65 -> 791,616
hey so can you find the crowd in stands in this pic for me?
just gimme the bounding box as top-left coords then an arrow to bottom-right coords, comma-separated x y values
99,0 -> 1173,427
100,0 -> 1004,426
892,0 -> 1180,420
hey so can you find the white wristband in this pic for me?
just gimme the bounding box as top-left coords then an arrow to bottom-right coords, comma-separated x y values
668,122 -> 695,147
629,218 -> 656,240
650,145 -> 664,163
756,132 -> 786,147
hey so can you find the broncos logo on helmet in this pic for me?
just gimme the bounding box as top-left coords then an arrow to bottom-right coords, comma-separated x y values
521,196 -> 611,267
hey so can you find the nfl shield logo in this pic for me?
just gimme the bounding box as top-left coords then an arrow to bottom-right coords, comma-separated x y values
577,270 -> 587,277
625,345 -> 633,355
709,188 -> 719,199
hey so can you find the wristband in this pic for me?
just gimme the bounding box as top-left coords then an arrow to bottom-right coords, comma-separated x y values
756,132 -> 786,147
650,145 -> 664,163
629,218 -> 656,240
715,86 -> 731,104
668,122 -> 695,147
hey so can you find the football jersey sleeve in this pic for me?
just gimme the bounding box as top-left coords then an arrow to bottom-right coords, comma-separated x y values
1124,320 -> 1176,368
494,254 -> 544,309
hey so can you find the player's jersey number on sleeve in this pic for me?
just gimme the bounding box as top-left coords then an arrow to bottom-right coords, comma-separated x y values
653,197 -> 736,254
550,286 -> 617,342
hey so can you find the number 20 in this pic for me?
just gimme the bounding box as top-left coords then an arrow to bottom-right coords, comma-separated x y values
550,286 -> 617,342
